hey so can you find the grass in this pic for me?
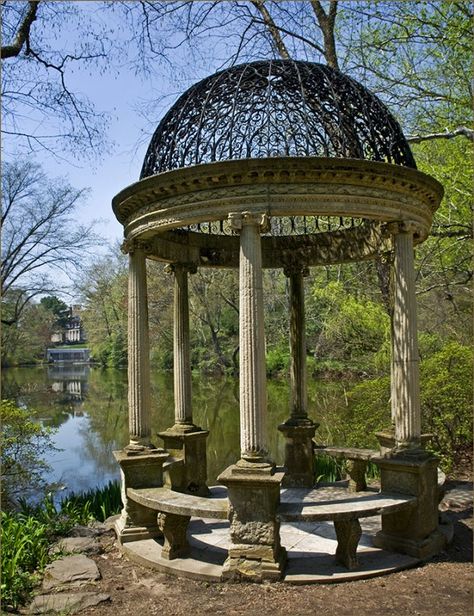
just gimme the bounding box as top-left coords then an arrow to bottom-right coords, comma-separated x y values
1,481 -> 121,611
314,454 -> 380,483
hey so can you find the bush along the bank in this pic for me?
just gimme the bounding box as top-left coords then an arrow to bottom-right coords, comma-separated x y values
1,482 -> 121,611
338,341 -> 473,472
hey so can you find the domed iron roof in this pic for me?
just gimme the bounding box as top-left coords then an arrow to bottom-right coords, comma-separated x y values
140,59 -> 416,178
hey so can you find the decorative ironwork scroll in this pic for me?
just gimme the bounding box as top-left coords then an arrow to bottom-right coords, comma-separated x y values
141,59 -> 416,180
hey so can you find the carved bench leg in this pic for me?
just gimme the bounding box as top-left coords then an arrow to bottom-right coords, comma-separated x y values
346,459 -> 368,492
334,519 -> 362,570
157,512 -> 191,560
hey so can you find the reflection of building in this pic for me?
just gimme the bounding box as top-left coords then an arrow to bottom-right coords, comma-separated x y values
48,364 -> 90,401
51,305 -> 86,344
47,348 -> 91,363
51,379 -> 86,399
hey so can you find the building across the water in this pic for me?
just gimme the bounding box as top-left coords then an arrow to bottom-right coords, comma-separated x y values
46,348 -> 91,363
51,305 -> 86,344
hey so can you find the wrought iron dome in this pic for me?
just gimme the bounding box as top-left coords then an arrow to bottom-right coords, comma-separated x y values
140,59 -> 416,178
112,59 -> 442,265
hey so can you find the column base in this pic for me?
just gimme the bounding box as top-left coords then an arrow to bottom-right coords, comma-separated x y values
375,430 -> 433,456
372,448 -> 444,559
217,464 -> 286,582
278,421 -> 318,487
114,449 -> 169,544
373,529 -> 446,559
158,425 -> 210,496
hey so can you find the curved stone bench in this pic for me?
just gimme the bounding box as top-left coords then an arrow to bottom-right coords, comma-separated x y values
127,486 -> 228,560
278,486 -> 417,569
127,484 -> 417,571
314,445 -> 379,492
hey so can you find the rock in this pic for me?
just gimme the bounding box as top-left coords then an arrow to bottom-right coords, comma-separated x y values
29,592 -> 110,614
103,514 -> 121,532
50,536 -> 103,556
42,554 -> 101,590
68,525 -> 102,538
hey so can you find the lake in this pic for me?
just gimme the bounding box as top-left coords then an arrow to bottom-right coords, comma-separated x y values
1,365 -> 352,500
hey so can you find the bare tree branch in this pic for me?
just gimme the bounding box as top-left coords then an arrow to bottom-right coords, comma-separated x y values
250,0 -> 290,59
1,0 -> 40,59
407,126 -> 474,143
310,0 -> 339,69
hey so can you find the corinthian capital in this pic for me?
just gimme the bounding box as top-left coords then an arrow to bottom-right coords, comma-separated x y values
228,211 -> 270,233
386,220 -> 422,237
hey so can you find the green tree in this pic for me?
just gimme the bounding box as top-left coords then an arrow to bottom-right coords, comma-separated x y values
0,400 -> 57,509
40,295 -> 69,328
1,160 -> 99,326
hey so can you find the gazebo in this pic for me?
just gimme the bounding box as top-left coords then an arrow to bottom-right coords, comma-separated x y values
112,60 -> 445,582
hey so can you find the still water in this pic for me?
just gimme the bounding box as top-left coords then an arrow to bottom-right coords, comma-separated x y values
2,365 -> 351,499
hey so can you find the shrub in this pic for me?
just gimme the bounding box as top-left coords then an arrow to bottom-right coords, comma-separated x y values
421,341 -> 473,470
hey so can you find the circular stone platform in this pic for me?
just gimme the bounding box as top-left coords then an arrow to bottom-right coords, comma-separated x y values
120,485 -> 452,584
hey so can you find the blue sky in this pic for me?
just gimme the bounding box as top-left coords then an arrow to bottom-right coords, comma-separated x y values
3,1 -> 219,249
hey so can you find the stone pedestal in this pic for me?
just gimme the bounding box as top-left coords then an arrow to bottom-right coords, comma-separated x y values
114,449 -> 169,543
373,449 -> 445,558
217,465 -> 286,581
157,512 -> 191,559
278,422 -> 317,487
158,426 -> 210,496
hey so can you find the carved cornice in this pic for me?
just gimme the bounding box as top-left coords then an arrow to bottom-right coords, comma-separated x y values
112,158 -> 443,268
164,262 -> 198,275
121,238 -> 154,255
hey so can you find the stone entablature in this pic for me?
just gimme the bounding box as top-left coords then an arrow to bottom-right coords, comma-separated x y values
113,158 -> 442,245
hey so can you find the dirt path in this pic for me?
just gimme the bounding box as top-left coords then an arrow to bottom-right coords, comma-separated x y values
79,480 -> 472,616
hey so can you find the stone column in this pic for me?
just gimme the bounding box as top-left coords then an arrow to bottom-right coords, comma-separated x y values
231,211 -> 272,468
171,262 -> 196,430
374,222 -> 444,560
127,244 -> 153,450
158,263 -> 210,496
114,240 -> 168,544
390,221 -> 421,449
218,211 -> 285,581
278,264 -> 317,487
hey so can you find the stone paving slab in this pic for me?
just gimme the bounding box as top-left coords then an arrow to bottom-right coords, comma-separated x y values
42,554 -> 101,590
29,592 -> 110,614
122,514 -> 421,584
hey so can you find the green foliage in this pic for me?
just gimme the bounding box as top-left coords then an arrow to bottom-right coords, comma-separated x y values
0,511 -> 50,610
421,342 -> 473,470
40,295 -> 70,328
1,301 -> 55,366
314,454 -> 346,483
0,400 -> 57,509
2,482 -> 122,610
62,481 -> 122,522
310,281 -> 390,375
344,377 -> 391,449
266,346 -> 290,376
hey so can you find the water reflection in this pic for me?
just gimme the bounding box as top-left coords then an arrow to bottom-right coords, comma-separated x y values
1,366 -> 350,499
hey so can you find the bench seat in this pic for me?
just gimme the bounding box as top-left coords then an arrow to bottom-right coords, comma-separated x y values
126,484 -> 417,570
278,486 -> 417,522
127,485 -> 228,520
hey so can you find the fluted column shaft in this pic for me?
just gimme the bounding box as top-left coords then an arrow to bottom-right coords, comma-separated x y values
391,222 -> 421,447
285,266 -> 309,421
230,211 -> 269,464
172,263 -> 195,427
127,247 -> 152,448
